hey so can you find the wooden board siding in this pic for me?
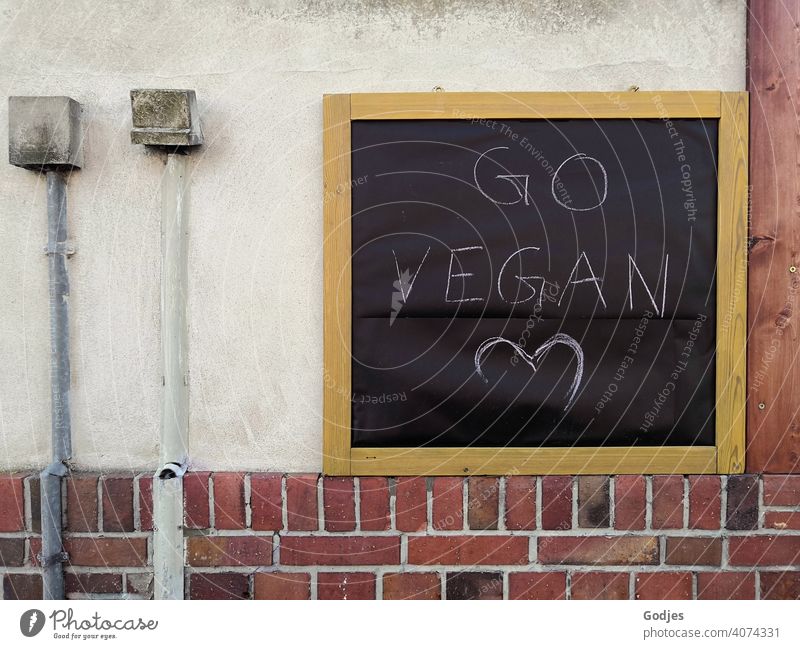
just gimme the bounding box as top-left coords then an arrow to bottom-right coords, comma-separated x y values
747,0 -> 800,472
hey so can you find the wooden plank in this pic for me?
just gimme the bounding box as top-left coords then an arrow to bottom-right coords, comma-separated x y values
747,1 -> 800,473
322,94 -> 352,475
351,447 -> 716,476
716,92 -> 749,473
351,91 -> 721,120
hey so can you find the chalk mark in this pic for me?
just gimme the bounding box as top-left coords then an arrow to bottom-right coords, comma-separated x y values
474,146 -> 530,206
552,153 -> 608,211
390,246 -> 430,325
474,333 -> 584,411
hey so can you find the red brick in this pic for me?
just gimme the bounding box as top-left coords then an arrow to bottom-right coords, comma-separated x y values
323,477 -> 355,532
571,572 -> 628,600
66,476 -> 98,532
578,476 -> 610,528
688,475 -> 721,530
126,573 -> 153,596
539,536 -> 658,565
541,476 -> 572,530
101,476 -> 134,532
286,474 -> 318,531
28,538 -> 41,566
665,537 -> 722,566
138,476 -> 153,531
3,573 -> 42,599
468,477 -> 499,530
652,475 -> 684,529
508,572 -> 566,599
359,477 -> 390,531
763,475 -> 800,506
728,536 -> 800,566
697,572 -> 755,599
27,476 -> 41,533
395,477 -> 427,532
383,572 -> 441,600
635,572 -> 692,600
505,476 -> 536,530
184,472 -> 210,529
254,572 -> 310,599
189,573 -> 249,600
726,474 -> 758,530
250,473 -> 282,531
212,472 -> 245,530
431,477 -> 463,531
65,572 -> 122,594
0,538 -> 24,567
446,572 -> 502,600
280,536 -> 400,566
318,572 -> 375,600
186,535 -> 272,567
0,475 -> 25,532
761,571 -> 800,599
65,537 -> 148,567
408,536 -> 528,565
765,511 -> 800,530
614,475 -> 646,531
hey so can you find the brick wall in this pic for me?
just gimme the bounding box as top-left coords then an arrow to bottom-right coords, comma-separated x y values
0,474 -> 153,599
2,472 -> 800,600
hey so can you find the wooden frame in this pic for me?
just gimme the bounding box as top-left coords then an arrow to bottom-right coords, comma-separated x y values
323,91 -> 748,476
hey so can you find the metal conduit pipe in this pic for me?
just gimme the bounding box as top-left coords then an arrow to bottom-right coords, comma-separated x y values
8,96 -> 84,600
130,89 -> 203,599
41,171 -> 73,599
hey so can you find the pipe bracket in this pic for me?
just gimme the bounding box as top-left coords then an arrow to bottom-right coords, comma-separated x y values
157,461 -> 187,480
37,550 -> 69,568
43,241 -> 76,256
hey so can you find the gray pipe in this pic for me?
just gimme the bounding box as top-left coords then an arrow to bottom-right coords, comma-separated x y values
46,171 -> 72,462
40,461 -> 67,599
40,170 -> 72,599
154,153 -> 190,599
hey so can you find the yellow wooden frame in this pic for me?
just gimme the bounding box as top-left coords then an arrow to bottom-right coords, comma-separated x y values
323,91 -> 748,476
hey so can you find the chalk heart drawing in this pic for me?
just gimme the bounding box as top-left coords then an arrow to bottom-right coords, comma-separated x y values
474,334 -> 584,411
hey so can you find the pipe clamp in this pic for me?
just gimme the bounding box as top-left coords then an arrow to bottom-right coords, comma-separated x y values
37,551 -> 69,568
43,241 -> 76,256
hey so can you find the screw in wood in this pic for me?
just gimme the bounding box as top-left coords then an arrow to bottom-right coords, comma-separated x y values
758,402 -> 766,410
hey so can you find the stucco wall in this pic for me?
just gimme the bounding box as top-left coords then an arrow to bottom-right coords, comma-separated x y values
0,0 -> 746,472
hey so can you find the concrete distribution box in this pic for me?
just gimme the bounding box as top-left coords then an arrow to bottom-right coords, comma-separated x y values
8,96 -> 83,170
130,89 -> 203,147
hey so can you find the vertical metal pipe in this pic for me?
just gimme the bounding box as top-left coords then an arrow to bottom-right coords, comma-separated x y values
160,153 -> 189,467
39,463 -> 66,599
130,89 -> 202,601
47,171 -> 72,462
41,170 -> 71,599
154,153 -> 190,600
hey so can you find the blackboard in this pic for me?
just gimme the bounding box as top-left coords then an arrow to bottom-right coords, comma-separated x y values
349,117 -> 718,449
322,91 -> 747,476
